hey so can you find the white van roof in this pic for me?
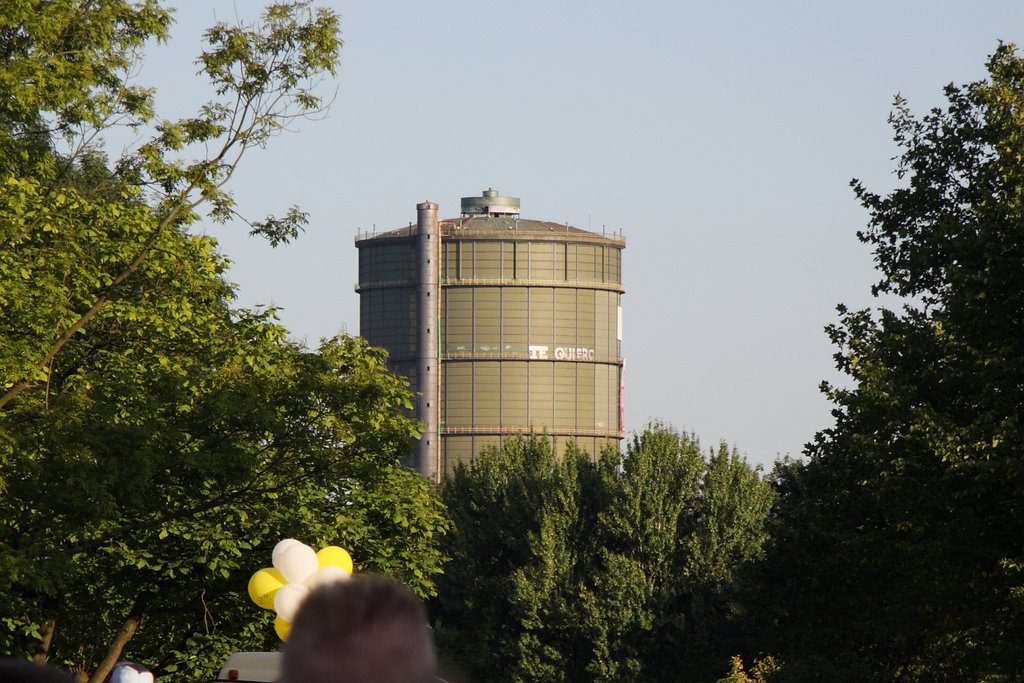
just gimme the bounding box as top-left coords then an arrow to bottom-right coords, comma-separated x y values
215,652 -> 282,683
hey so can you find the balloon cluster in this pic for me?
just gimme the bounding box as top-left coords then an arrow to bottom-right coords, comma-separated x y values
247,539 -> 354,640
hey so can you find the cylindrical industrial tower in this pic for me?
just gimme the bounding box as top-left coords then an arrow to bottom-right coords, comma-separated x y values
356,189 -> 625,477
415,202 -> 440,481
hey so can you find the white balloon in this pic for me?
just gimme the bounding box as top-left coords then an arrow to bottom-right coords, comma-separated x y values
272,538 -> 301,570
111,663 -> 154,683
304,565 -> 350,590
273,582 -> 310,623
278,542 -> 319,583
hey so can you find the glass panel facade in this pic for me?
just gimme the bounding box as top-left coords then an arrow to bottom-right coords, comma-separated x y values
595,290 -> 610,357
501,243 -> 514,279
529,288 -> 554,349
529,362 -> 553,427
612,293 -> 622,356
515,242 -> 530,280
360,230 -> 625,473
444,288 -> 473,353
577,363 -> 595,429
443,242 -> 460,280
418,283 -> 621,361
474,288 -> 500,352
605,247 -> 621,284
502,288 -> 528,354
358,242 -> 416,285
554,363 -> 576,430
577,244 -> 598,281
531,243 -> 555,280
576,289 -> 596,349
554,288 -> 577,349
444,363 -> 473,427
594,364 -> 611,430
475,362 -> 500,425
360,287 -> 416,358
474,242 -> 501,278
502,362 -> 528,424
555,243 -> 567,281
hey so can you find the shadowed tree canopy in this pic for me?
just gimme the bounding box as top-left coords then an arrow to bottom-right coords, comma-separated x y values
754,42 -> 1024,682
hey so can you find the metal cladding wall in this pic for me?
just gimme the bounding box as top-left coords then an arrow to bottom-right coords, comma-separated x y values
356,194 -> 625,477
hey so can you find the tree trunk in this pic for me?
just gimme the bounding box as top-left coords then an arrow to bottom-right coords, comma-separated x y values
31,616 -> 57,664
88,594 -> 147,683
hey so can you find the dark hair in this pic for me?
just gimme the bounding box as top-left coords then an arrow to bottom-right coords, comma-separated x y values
0,659 -> 74,683
281,574 -> 436,683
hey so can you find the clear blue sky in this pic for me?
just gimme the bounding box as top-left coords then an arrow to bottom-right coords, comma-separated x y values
132,1 -> 1024,467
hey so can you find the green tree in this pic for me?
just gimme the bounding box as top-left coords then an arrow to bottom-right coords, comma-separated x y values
0,1 -> 172,175
433,435 -> 602,682
0,3 -> 450,681
595,423 -> 704,682
684,443 -> 776,681
0,0 -> 339,412
756,43 -> 1024,681
433,426 -> 774,683
0,226 -> 446,680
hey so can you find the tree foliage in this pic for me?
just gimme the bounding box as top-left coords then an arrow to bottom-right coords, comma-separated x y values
433,427 -> 774,683
754,43 -> 1024,681
0,0 -> 340,412
0,3 -> 449,682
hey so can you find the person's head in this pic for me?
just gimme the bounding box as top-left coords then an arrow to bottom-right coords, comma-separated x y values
281,574 -> 437,683
0,659 -> 74,683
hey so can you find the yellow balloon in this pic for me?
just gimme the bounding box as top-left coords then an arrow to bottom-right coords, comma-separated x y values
248,567 -> 286,609
274,616 -> 291,641
316,546 -> 354,575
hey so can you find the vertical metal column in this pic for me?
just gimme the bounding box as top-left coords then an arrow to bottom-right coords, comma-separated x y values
416,201 -> 440,482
